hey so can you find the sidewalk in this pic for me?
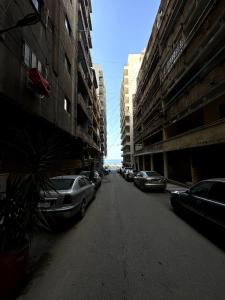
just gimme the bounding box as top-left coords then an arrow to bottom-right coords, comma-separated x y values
166,179 -> 191,193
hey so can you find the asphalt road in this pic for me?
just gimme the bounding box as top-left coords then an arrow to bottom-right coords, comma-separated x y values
18,173 -> 225,300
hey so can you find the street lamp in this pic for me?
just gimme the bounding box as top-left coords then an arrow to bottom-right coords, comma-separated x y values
0,13 -> 40,35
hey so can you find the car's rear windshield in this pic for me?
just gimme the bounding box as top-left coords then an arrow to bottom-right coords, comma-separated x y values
46,179 -> 75,190
145,171 -> 161,177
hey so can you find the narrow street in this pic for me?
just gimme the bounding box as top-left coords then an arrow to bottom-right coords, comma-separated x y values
19,173 -> 225,300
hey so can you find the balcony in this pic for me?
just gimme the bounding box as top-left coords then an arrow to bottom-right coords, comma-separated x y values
76,125 -> 93,146
78,34 -> 92,84
135,119 -> 225,156
78,63 -> 92,101
121,141 -> 131,151
164,119 -> 225,151
78,93 -> 92,121
142,115 -> 162,140
27,68 -> 50,97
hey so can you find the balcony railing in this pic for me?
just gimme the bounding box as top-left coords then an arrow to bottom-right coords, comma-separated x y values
78,93 -> 92,121
76,125 -> 93,144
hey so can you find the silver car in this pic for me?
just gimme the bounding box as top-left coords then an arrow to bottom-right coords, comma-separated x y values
134,171 -> 167,191
80,170 -> 102,189
38,175 -> 96,220
122,167 -> 133,178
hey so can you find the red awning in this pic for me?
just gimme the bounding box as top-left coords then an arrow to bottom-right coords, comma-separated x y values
27,68 -> 50,97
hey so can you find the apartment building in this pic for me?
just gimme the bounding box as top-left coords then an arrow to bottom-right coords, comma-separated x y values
120,53 -> 144,167
0,0 -> 100,173
93,64 -> 107,165
133,0 -> 225,183
77,0 -> 101,169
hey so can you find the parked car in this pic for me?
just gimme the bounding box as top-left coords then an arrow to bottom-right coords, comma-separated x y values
170,178 -> 225,227
134,171 -> 167,191
122,167 -> 133,178
104,168 -> 111,175
38,175 -> 95,220
124,169 -> 138,181
80,170 -> 102,189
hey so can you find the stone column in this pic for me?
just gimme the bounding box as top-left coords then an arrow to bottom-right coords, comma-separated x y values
143,156 -> 146,171
163,152 -> 168,178
151,154 -> 154,170
136,157 -> 140,171
190,150 -> 200,183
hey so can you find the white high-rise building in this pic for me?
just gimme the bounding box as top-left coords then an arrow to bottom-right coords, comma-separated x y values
93,65 -> 107,165
120,53 -> 144,167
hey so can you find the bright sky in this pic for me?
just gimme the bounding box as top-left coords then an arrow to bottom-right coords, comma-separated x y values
91,0 -> 161,160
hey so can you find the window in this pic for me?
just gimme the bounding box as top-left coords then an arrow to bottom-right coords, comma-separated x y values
145,171 -> 161,177
32,0 -> 41,13
64,97 -> 71,113
64,55 -> 71,74
23,41 -> 43,72
208,182 -> 225,203
78,178 -> 86,188
37,60 -> 42,72
83,178 -> 91,185
45,179 -> 74,191
31,52 -> 37,68
190,181 -> 213,197
24,43 -> 31,66
65,16 -> 72,36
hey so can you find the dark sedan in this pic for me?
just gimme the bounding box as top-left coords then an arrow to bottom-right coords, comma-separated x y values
170,178 -> 225,227
134,171 -> 167,191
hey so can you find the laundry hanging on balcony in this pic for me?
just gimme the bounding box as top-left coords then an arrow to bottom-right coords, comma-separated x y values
27,68 -> 50,97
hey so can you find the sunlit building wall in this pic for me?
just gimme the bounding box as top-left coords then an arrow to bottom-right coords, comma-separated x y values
93,64 -> 107,165
133,0 -> 225,183
120,53 -> 144,167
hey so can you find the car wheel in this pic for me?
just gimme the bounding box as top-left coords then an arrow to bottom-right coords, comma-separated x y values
79,200 -> 86,219
170,198 -> 179,211
139,182 -> 144,190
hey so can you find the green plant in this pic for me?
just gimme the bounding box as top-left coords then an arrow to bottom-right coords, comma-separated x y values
0,128 -> 69,251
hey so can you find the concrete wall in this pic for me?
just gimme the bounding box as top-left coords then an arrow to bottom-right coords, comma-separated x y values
133,0 -> 225,183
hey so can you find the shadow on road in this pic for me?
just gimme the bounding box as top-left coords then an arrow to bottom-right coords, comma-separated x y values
101,176 -> 111,184
172,207 -> 225,253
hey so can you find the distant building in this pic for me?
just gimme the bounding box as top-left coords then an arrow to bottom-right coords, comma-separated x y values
93,64 -> 107,165
133,0 -> 225,183
0,0 -> 101,173
120,53 -> 144,167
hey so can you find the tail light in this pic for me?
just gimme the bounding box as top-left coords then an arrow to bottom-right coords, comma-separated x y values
63,195 -> 72,204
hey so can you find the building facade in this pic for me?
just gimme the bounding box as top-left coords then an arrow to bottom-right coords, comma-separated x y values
133,0 -> 225,183
120,53 -> 144,167
77,0 -> 102,169
93,64 -> 107,165
0,0 -> 101,173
